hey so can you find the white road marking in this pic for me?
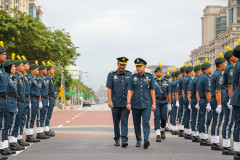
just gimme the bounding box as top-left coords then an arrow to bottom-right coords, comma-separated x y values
12,143 -> 33,156
72,118 -> 75,120
57,125 -> 64,128
66,121 -> 71,123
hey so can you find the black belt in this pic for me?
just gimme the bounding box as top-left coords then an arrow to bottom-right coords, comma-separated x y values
25,94 -> 29,99
200,97 -> 206,99
156,97 -> 167,101
41,95 -> 49,99
8,93 -> 17,98
235,83 -> 239,87
0,93 -> 7,99
31,95 -> 40,100
49,95 -> 55,98
17,99 -> 25,103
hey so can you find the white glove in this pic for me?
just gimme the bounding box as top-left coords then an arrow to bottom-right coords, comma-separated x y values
227,99 -> 233,110
176,101 -> 180,108
195,103 -> 200,110
206,103 -> 211,112
17,108 -> 18,113
188,104 -> 192,110
39,101 -> 43,109
48,100 -> 50,106
168,104 -> 172,112
29,101 -> 31,109
215,105 -> 222,114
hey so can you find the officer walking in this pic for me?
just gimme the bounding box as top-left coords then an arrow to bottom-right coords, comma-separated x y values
36,62 -> 50,139
197,58 -> 213,146
18,56 -> 30,147
178,64 -> 187,137
44,62 -> 55,137
154,63 -> 171,142
9,56 -> 25,151
106,57 -> 131,147
222,46 -> 238,155
183,63 -> 195,139
127,58 -> 156,149
25,61 -> 41,143
210,53 -> 226,151
230,39 -> 240,160
190,61 -> 202,143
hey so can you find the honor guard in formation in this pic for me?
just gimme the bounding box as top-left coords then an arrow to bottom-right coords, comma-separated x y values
0,41 -> 56,159
106,57 -> 131,147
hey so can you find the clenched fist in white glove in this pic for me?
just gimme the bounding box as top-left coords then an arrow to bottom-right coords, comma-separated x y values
227,99 -> 233,110
39,101 -> 43,109
195,103 -> 200,110
168,104 -> 172,112
188,104 -> 192,110
215,105 -> 222,114
206,103 -> 211,112
176,101 -> 180,108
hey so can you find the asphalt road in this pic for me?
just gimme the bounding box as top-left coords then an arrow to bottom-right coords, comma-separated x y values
7,104 -> 234,160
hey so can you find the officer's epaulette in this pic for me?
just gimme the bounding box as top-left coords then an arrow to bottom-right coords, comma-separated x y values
132,73 -> 137,76
110,70 -> 117,74
145,72 -> 152,75
125,70 -> 132,74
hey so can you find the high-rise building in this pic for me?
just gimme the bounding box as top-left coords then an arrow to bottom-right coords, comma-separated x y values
0,0 -> 43,21
186,0 -> 240,70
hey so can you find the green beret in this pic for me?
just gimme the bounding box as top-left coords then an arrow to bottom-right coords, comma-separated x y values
215,57 -> 226,64
185,66 -> 194,72
46,65 -> 52,70
175,71 -> 181,76
0,47 -> 6,54
30,64 -> 38,70
194,65 -> 202,71
180,66 -> 187,73
233,45 -> 240,58
224,51 -> 233,59
164,75 -> 171,79
15,60 -> 23,67
171,72 -> 175,77
22,60 -> 29,64
201,63 -> 212,70
154,66 -> 162,72
39,65 -> 47,70
3,60 -> 15,67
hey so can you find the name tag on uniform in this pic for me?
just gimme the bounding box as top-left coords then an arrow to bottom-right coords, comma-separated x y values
125,76 -> 130,79
144,76 -> 151,81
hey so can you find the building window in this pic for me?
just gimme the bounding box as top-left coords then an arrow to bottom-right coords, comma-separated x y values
5,0 -> 9,2
237,8 -> 240,23
229,8 -> 233,25
14,0 -> 19,3
238,0 -> 240,5
237,27 -> 240,30
5,5 -> 9,10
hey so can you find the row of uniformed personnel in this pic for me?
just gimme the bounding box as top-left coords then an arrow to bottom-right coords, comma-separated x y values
0,41 -> 56,160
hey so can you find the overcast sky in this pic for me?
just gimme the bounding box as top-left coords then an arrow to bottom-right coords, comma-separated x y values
38,0 -> 227,90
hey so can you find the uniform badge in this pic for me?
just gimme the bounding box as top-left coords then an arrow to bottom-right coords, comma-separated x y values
134,77 -> 137,81
114,75 -> 118,80
219,76 -> 223,84
230,70 -> 233,77
46,79 -> 50,84
39,82 -> 42,88
209,79 -> 211,86
14,79 -> 18,85
0,71 -> 2,74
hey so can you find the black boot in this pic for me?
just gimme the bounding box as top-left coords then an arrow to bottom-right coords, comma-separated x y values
5,148 -> 16,155
192,136 -> 201,143
0,155 -> 8,160
185,134 -> 192,140
164,127 -> 171,132
0,148 -> 12,156
211,143 -> 223,151
200,139 -> 211,146
143,140 -> 150,149
156,135 -> 161,142
121,141 -> 128,148
9,142 -> 24,151
178,130 -> 184,137
114,140 -> 120,146
135,141 -> 141,147
161,131 -> 166,139
18,139 -> 30,147
222,147 -> 234,155
44,131 -> 55,137
26,135 -> 40,143
36,133 -> 50,139
234,152 -> 240,160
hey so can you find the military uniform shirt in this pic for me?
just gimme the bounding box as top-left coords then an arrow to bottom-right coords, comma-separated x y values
37,75 -> 49,97
230,59 -> 240,106
223,63 -> 234,104
46,74 -> 55,96
210,69 -> 223,98
0,64 -> 8,94
6,73 -> 17,113
106,70 -> 132,107
179,75 -> 185,97
183,76 -> 192,98
23,72 -> 30,96
128,72 -> 155,109
170,80 -> 176,100
190,75 -> 200,99
28,74 -> 40,97
197,72 -> 211,98
155,78 -> 170,99
13,72 -> 25,101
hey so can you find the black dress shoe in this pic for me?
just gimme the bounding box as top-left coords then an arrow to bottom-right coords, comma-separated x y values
44,131 -> 55,137
200,139 -> 211,146
0,155 -> 8,160
192,136 -> 200,143
161,131 -> 166,139
4,148 -> 16,155
36,133 -> 50,139
156,135 -> 161,142
171,130 -> 178,135
178,130 -> 184,137
0,148 -> 12,156
143,141 -> 150,149
9,142 -> 24,151
121,141 -> 128,148
164,127 -> 171,132
211,143 -> 223,151
26,135 -> 40,143
185,134 -> 192,140
222,147 -> 235,155
234,152 -> 240,160
18,139 -> 30,147
136,141 -> 141,147
114,140 -> 120,146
